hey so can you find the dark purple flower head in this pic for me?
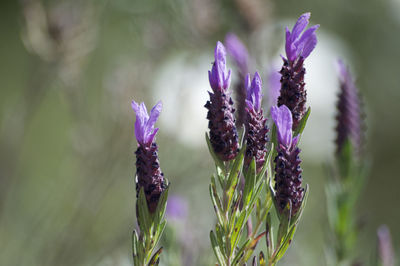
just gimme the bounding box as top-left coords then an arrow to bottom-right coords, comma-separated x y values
271,105 -> 303,215
268,69 -> 281,108
205,42 -> 239,161
208,41 -> 232,92
285,13 -> 319,62
132,100 -> 167,213
244,72 -> 269,173
245,72 -> 262,111
271,105 -> 298,148
225,33 -> 249,73
131,100 -> 162,146
335,60 -> 363,155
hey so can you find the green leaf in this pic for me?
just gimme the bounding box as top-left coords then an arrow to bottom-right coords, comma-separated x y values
132,230 -> 140,264
243,158 -> 256,206
138,188 -> 152,234
210,183 -> 224,226
274,224 -> 297,262
153,185 -> 169,227
152,220 -> 166,254
205,132 -> 226,174
258,144 -> 274,185
226,145 -> 245,189
276,201 -> 292,246
293,107 -> 311,138
225,146 -> 245,209
210,230 -> 226,266
231,210 -> 247,251
148,247 -> 163,266
232,238 -> 251,265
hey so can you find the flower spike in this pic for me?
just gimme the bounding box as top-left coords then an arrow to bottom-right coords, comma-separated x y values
244,72 -> 269,172
271,105 -> 304,215
278,13 -> 318,129
205,42 -> 239,161
132,100 -> 167,213
335,60 -> 364,156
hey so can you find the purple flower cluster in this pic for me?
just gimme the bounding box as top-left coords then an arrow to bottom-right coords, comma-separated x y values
278,13 -> 318,130
205,42 -> 240,161
244,72 -> 269,173
335,60 -> 363,156
271,105 -> 304,215
132,101 -> 167,213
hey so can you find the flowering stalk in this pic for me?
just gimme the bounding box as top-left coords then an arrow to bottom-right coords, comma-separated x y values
261,105 -> 309,266
325,61 -> 367,266
277,13 -> 318,130
206,42 -> 273,265
225,33 -> 250,128
131,101 -> 169,266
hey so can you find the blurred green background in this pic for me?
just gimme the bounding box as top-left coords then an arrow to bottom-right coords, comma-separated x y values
0,0 -> 399,265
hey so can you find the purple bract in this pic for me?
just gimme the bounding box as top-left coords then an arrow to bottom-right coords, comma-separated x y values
285,13 -> 319,62
131,100 -> 162,146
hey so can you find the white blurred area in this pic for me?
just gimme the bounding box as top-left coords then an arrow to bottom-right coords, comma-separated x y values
151,29 -> 354,162
152,52 -> 211,147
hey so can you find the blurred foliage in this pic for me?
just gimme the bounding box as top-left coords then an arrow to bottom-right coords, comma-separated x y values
0,0 -> 399,265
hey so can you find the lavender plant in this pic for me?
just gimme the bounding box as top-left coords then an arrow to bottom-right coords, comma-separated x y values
206,42 -> 273,265
131,101 -> 169,266
325,61 -> 367,266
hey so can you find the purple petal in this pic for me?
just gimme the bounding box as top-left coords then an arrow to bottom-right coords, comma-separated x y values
252,72 -> 262,111
131,101 -> 149,144
209,42 -> 231,90
131,100 -> 162,145
271,105 -> 293,147
144,101 -> 162,143
268,69 -> 281,107
295,25 -> 319,59
285,27 -> 294,61
225,33 -> 249,72
291,13 -> 310,41
245,72 -> 263,111
284,13 -> 318,61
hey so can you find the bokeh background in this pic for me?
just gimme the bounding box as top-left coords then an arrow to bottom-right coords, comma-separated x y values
0,0 -> 399,265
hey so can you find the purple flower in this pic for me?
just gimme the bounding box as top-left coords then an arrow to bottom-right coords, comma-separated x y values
271,105 -> 303,215
278,13 -> 318,130
335,60 -> 364,156
270,105 -> 298,148
225,34 -> 250,128
131,100 -> 162,146
166,195 -> 188,220
225,33 -> 249,73
285,13 -> 319,62
205,42 -> 239,161
245,72 -> 262,111
268,69 -> 281,108
208,41 -> 232,92
132,100 -> 167,213
244,72 -> 269,173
